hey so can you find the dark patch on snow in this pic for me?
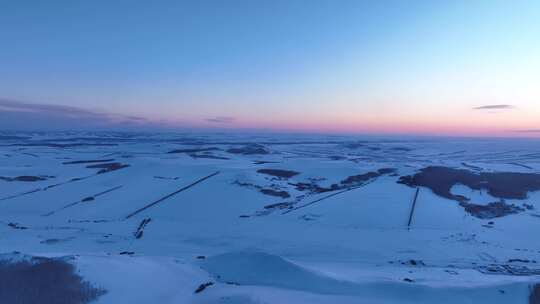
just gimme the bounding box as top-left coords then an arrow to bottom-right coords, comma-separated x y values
289,168 -> 394,195
476,264 -> 540,276
86,162 -> 130,174
40,238 -> 73,245
22,152 -> 39,158
257,169 -> 300,179
154,176 -> 180,180
134,218 -> 151,239
194,282 -> 214,293
0,175 -> 51,182
68,219 -> 111,224
189,154 -> 230,160
398,166 -> 540,218
0,255 -> 106,304
341,172 -> 381,186
168,147 -> 220,154
508,259 -> 536,264
289,181 -> 338,194
460,201 -> 524,219
10,142 -> 117,148
329,155 -> 347,161
340,168 -> 395,187
401,259 -> 425,267
259,189 -> 290,198
341,142 -> 365,149
298,214 -> 321,221
264,202 -> 293,210
227,144 -> 269,155
62,159 -> 114,165
399,166 -> 540,201
253,160 -> 280,165
509,162 -> 534,170
7,222 -> 28,230
524,203 -> 535,210
0,135 -> 31,140
390,147 -> 412,152
530,283 -> 540,304
377,168 -> 397,175
234,181 -> 290,199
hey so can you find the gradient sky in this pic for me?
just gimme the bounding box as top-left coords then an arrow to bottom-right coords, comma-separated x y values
1,0 -> 539,136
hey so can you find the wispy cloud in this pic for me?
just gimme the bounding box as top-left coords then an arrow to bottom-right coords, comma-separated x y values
125,115 -> 149,122
0,99 -> 154,131
205,116 -> 235,123
0,99 -> 108,118
473,104 -> 515,110
513,129 -> 540,133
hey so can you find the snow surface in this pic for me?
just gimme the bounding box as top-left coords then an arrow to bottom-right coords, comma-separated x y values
1,132 -> 539,303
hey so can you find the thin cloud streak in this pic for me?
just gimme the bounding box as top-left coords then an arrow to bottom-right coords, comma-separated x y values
0,99 -> 159,131
513,129 -> 540,133
473,104 -> 515,110
205,116 -> 236,123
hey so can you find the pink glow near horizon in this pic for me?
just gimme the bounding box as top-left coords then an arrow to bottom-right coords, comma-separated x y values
149,113 -> 539,137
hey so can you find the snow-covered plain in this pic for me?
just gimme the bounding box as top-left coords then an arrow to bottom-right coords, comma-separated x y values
1,132 -> 539,303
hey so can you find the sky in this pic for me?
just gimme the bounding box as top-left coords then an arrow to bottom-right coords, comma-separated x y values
1,0 -> 539,136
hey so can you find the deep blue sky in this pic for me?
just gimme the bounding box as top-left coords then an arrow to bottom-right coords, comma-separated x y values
1,1 -> 539,135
